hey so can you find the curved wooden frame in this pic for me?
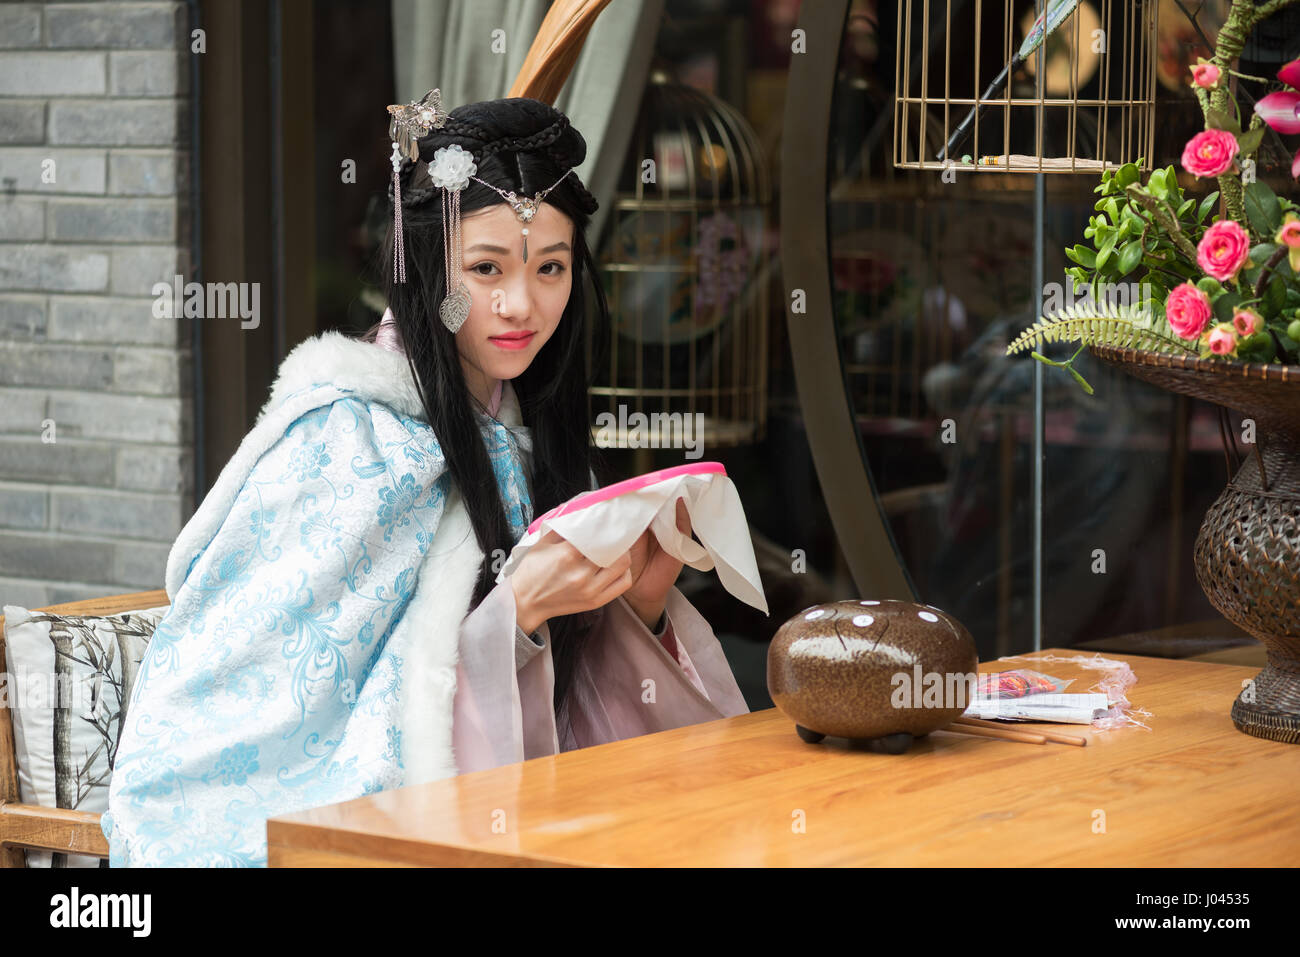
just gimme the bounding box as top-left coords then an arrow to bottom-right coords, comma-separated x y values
780,0 -> 916,600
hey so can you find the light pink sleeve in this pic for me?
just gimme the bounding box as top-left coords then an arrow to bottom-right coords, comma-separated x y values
561,586 -> 750,752
452,578 -> 560,775
453,580 -> 750,773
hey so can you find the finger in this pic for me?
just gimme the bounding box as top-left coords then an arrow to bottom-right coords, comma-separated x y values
590,554 -> 630,588
675,498 -> 692,534
598,568 -> 635,603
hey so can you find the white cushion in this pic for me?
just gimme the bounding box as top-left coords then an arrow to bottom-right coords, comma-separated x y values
3,604 -> 168,867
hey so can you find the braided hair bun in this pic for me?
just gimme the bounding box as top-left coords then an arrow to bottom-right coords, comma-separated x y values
389,96 -> 598,217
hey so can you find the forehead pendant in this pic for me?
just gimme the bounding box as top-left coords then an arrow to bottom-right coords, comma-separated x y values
469,169 -> 573,265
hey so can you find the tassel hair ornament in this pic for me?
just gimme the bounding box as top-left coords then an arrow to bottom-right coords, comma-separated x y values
386,89 -> 450,285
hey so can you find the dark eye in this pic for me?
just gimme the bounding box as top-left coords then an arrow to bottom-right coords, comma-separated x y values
541,261 -> 567,276
471,262 -> 498,276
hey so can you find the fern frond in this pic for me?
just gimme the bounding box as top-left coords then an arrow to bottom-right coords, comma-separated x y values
1006,302 -> 1197,357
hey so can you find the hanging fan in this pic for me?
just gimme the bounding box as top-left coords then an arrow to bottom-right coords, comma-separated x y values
1018,0 -> 1103,95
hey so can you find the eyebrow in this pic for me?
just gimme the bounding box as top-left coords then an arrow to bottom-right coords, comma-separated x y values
465,241 -> 571,255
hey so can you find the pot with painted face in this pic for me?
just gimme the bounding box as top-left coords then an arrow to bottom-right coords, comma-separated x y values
766,599 -> 979,753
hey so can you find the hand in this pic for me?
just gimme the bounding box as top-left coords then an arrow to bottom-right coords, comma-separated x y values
623,498 -> 692,630
509,529 -> 633,634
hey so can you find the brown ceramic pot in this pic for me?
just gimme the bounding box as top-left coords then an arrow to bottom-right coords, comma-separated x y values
766,599 -> 979,753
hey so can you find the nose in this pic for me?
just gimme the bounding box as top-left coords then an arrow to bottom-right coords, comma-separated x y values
491,274 -> 533,322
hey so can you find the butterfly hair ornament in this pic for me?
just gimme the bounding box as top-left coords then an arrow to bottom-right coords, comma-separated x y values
386,88 -> 578,335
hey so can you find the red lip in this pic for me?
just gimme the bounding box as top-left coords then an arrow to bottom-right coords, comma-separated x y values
490,332 -> 535,340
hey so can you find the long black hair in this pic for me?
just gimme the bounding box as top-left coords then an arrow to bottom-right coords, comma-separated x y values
366,97 -> 612,737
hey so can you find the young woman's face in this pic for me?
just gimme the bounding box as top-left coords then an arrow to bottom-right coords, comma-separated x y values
453,201 -> 574,407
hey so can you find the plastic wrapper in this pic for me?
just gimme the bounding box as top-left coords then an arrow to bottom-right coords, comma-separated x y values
975,669 -> 1072,698
993,653 -> 1152,731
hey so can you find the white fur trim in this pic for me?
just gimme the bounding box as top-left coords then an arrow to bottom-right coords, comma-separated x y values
167,331 -> 524,597
393,485 -> 483,783
260,330 -> 426,423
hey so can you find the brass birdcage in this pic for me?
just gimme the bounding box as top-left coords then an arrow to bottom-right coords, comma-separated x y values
588,72 -> 771,462
893,0 -> 1160,173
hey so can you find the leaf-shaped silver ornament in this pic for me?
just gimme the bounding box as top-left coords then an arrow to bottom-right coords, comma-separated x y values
440,281 -> 471,333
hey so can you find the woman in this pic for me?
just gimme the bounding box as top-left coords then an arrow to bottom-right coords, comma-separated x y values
101,95 -> 749,867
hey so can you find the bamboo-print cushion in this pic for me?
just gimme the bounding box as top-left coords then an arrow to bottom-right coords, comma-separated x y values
2,604 -> 168,867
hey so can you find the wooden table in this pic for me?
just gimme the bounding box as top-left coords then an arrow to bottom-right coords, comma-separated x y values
266,650 -> 1300,866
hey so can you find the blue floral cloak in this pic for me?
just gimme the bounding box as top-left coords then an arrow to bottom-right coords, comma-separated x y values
102,331 -> 533,866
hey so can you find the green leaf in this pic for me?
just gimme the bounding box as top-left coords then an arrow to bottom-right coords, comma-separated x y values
1236,125 -> 1266,155
1116,240 -> 1144,276
1095,234 -> 1118,271
1206,109 -> 1241,134
1065,244 -> 1097,268
1250,242 -> 1279,265
1237,332 -> 1277,363
1197,192 -> 1220,223
1067,365 -> 1096,395
1244,182 -> 1281,238
1148,170 -> 1169,200
1005,301 -> 1198,359
1196,276 -> 1223,296
1142,273 -> 1168,301
1178,198 -> 1195,219
1265,276 -> 1287,316
1213,291 -> 1242,323
1115,163 -> 1140,189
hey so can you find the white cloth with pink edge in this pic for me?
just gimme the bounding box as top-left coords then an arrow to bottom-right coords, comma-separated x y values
495,463 -> 769,616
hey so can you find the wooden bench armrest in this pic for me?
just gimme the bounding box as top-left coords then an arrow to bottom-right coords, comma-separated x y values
0,803 -> 109,860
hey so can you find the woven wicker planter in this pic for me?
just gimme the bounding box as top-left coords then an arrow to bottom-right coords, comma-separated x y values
1091,346 -> 1300,743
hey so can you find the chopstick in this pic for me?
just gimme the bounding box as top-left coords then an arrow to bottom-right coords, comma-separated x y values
953,715 -> 1088,747
944,722 -> 1048,745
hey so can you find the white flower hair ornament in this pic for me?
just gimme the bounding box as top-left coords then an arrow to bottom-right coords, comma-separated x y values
429,144 -> 477,191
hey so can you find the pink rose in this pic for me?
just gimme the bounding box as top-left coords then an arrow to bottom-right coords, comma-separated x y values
1278,214 -> 1300,273
1166,282 -> 1213,340
1233,307 -> 1262,337
1191,60 -> 1221,89
1279,216 -> 1300,249
1196,219 -> 1251,282
1208,324 -> 1238,356
1181,129 -> 1239,178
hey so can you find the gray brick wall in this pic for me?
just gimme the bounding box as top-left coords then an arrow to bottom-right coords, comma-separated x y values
0,1 -> 193,609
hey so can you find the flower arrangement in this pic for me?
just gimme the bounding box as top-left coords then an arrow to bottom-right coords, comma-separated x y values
1007,0 -> 1300,387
